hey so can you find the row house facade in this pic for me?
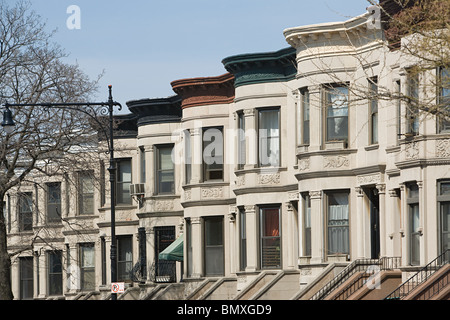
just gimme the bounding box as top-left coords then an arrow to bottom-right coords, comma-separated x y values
5,8 -> 449,299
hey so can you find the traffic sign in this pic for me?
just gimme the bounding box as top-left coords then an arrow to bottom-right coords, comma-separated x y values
111,282 -> 125,294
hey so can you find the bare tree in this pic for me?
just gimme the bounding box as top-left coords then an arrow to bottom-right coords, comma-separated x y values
0,1 -> 102,300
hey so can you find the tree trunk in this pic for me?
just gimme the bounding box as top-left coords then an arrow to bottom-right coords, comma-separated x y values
0,199 -> 14,300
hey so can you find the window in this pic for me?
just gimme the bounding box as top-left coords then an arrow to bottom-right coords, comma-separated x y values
79,172 -> 94,215
47,182 -> 61,223
203,127 -> 224,181
19,257 -> 33,300
117,236 -> 133,282
239,207 -> 247,271
396,80 -> 402,141
184,130 -> 192,184
438,181 -> 450,254
327,192 -> 349,256
258,108 -> 280,167
80,244 -> 95,290
237,112 -> 246,170
407,73 -> 420,135
47,251 -> 63,296
139,146 -> 146,183
407,183 -> 420,265
369,77 -> 378,144
303,193 -> 311,256
156,145 -> 175,194
438,67 -> 450,133
204,216 -> 224,276
19,192 -> 33,231
260,206 -> 281,269
116,159 -> 132,205
301,89 -> 310,145
325,85 -> 349,142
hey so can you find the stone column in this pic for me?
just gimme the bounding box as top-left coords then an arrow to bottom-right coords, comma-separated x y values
243,108 -> 256,168
355,187 -> 365,259
190,217 -> 203,278
145,146 -> 154,196
228,207 -> 237,275
244,205 -> 258,272
285,202 -> 296,269
377,183 -> 387,257
388,189 -> 400,258
309,191 -> 323,264
399,184 -> 408,266
190,128 -> 203,184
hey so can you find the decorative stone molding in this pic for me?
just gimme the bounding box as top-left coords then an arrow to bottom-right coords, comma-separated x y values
184,190 -> 191,201
309,190 -> 322,199
436,139 -> 450,158
288,191 -> 299,201
154,200 -> 174,211
405,141 -> 419,159
323,155 -> 349,168
243,108 -> 255,117
376,183 -> 386,194
236,175 -> 245,187
201,187 -> 223,198
357,173 -> 381,185
257,172 -> 281,185
244,205 -> 256,212
298,158 -> 310,171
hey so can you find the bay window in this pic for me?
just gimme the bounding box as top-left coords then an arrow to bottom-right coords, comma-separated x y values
327,192 -> 349,256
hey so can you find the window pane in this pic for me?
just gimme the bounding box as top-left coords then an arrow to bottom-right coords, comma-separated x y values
327,193 -> 349,255
157,146 -> 175,194
47,183 -> 61,222
80,173 -> 94,215
19,193 -> 33,231
117,159 -> 131,204
259,109 -> 280,166
260,207 -> 281,269
204,217 -> 224,276
20,257 -> 33,300
441,203 -> 450,252
48,251 -> 62,295
326,86 -> 348,141
117,236 -> 132,281
203,128 -> 223,180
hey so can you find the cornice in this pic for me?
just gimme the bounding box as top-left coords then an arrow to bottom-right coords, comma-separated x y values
126,95 -> 182,126
222,47 -> 296,87
170,73 -> 235,109
283,12 -> 373,48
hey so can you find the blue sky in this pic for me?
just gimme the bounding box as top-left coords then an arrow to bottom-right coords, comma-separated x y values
29,0 -> 371,111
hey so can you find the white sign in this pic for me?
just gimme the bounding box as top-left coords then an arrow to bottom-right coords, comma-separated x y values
111,282 -> 125,294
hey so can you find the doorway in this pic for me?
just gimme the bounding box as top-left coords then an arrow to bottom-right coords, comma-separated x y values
368,188 -> 380,259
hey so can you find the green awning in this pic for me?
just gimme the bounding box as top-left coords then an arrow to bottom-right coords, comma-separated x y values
158,234 -> 183,261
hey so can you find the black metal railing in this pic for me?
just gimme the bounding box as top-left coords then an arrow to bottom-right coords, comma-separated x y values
310,257 -> 401,300
385,250 -> 449,300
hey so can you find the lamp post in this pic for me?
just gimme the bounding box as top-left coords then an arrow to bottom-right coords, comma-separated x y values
2,86 -> 122,300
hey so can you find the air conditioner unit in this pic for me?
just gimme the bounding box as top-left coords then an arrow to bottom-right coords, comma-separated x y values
130,183 -> 145,195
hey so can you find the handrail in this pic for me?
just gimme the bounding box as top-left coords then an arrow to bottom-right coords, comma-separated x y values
384,249 -> 449,300
310,257 -> 401,300
310,258 -> 378,300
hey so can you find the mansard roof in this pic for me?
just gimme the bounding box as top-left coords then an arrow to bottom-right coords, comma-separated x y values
221,47 -> 296,87
126,95 -> 182,126
170,73 -> 235,109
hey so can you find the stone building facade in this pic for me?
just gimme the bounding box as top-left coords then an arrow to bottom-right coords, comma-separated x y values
5,7 -> 449,299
